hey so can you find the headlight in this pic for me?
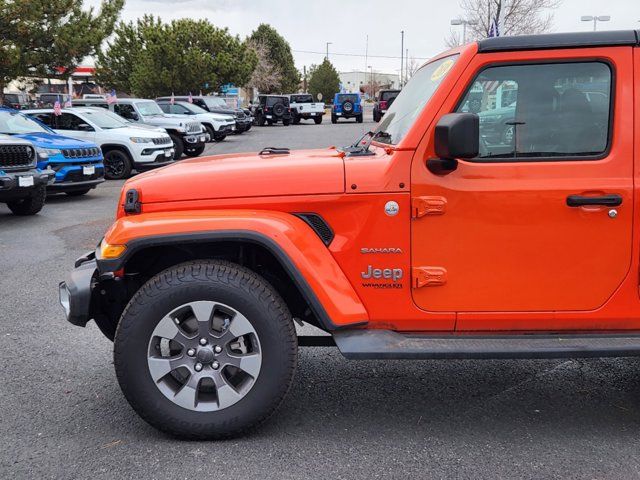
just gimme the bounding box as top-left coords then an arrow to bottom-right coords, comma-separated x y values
129,137 -> 154,143
36,147 -> 61,159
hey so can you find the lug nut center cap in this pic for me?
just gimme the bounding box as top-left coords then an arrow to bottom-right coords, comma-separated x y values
196,347 -> 214,364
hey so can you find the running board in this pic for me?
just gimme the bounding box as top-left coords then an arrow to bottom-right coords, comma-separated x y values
332,330 -> 640,360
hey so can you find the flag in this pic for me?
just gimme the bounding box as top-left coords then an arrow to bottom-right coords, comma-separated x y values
488,19 -> 499,38
53,97 -> 62,116
188,92 -> 193,103
106,89 -> 117,104
170,92 -> 175,105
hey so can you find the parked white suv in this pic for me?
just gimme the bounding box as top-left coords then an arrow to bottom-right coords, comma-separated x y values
72,98 -> 207,160
25,108 -> 175,180
156,101 -> 236,142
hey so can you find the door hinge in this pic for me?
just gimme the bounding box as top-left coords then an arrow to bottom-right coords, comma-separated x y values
412,196 -> 447,218
412,267 -> 447,288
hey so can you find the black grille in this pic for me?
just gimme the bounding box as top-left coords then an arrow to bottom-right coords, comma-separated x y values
0,144 -> 35,169
61,147 -> 101,159
152,136 -> 172,145
293,213 -> 334,246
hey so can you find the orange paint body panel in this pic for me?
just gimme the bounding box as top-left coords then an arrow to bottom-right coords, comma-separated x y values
104,40 -> 640,334
105,210 -> 368,327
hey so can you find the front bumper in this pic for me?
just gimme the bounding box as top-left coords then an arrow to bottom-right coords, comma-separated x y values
59,252 -> 99,327
0,168 -> 54,200
48,178 -> 104,192
183,133 -> 207,145
135,153 -> 174,171
235,119 -> 252,132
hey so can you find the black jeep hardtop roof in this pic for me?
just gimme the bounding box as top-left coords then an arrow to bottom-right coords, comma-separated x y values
478,30 -> 639,53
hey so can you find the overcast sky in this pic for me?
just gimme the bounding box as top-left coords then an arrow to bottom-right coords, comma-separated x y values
87,0 -> 639,73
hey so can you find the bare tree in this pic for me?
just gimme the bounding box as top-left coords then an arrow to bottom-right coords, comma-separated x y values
246,39 -> 282,94
446,0 -> 561,47
406,56 -> 421,80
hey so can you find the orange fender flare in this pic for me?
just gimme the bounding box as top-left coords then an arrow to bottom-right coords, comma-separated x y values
101,210 -> 369,329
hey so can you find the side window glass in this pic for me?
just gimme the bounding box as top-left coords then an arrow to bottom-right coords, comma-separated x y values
32,113 -> 52,127
115,104 -> 136,120
456,62 -> 612,161
55,113 -> 82,130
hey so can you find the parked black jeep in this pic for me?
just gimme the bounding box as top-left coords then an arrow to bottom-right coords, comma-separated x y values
252,95 -> 292,126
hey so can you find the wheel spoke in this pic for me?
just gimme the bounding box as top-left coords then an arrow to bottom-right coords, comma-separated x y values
213,376 -> 243,409
228,311 -> 255,338
147,356 -> 175,382
237,353 -> 261,378
153,314 -> 180,340
152,314 -> 191,345
190,301 -> 215,334
173,374 -> 200,410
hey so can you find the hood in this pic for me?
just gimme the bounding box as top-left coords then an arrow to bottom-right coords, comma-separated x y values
108,125 -> 169,138
140,113 -> 193,127
125,148 -> 345,204
15,132 -> 97,148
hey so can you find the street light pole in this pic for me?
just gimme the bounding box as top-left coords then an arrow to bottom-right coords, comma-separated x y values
580,15 -> 610,31
325,42 -> 332,61
400,30 -> 404,87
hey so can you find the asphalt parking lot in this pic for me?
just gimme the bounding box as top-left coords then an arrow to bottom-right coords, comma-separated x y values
3,115 -> 640,479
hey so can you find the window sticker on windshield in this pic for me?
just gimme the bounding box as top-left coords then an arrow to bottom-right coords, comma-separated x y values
431,59 -> 455,82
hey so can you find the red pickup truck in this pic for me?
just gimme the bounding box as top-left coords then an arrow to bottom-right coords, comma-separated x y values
60,30 -> 640,439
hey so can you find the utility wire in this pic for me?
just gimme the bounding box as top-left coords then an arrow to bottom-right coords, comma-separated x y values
292,49 -> 431,60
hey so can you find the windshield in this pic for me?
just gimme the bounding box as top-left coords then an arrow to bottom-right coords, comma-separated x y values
337,94 -> 358,103
203,97 -> 228,109
291,94 -> 313,103
375,55 -> 459,145
0,110 -> 52,135
82,109 -> 128,129
265,96 -> 289,107
134,101 -> 163,116
180,102 -> 207,114
380,91 -> 399,101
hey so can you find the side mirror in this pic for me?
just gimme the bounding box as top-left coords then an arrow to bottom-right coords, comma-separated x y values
77,123 -> 93,132
130,112 -> 140,121
428,113 -> 479,175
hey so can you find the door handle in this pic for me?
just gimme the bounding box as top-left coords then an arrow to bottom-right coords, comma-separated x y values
566,194 -> 622,207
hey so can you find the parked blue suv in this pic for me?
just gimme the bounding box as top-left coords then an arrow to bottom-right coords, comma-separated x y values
331,93 -> 363,123
0,108 -> 104,196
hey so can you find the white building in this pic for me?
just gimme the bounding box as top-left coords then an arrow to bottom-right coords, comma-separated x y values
339,70 -> 400,97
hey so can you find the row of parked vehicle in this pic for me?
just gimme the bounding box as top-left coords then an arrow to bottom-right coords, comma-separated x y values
0,94 -> 258,216
249,90 -> 402,126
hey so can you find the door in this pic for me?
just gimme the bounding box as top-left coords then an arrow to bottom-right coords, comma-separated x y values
51,112 -> 96,143
411,49 -> 634,314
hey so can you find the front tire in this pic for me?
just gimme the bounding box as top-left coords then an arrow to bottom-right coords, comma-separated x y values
6,185 -> 46,215
314,116 -> 322,125
103,149 -> 132,180
114,260 -> 298,439
169,133 -> 184,160
331,114 -> 337,124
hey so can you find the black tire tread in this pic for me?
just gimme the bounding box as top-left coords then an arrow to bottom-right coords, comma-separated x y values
114,259 -> 297,440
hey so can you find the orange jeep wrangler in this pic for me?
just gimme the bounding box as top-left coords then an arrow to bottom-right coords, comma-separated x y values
60,30 -> 640,439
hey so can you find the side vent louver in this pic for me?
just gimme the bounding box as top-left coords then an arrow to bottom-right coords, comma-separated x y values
293,213 -> 334,246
